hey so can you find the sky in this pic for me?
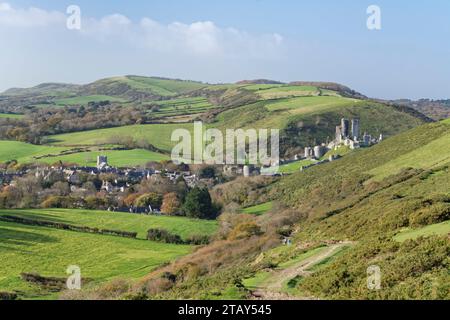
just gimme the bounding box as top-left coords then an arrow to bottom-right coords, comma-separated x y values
0,0 -> 449,99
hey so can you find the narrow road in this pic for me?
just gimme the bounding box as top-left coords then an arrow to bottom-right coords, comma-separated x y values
251,242 -> 352,300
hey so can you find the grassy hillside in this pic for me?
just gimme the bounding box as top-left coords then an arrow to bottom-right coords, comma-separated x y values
0,219 -> 192,299
263,120 -> 450,299
0,209 -> 218,240
394,221 -> 450,242
148,97 -> 216,118
44,93 -> 428,160
55,95 -> 126,106
46,123 -> 193,152
80,76 -> 206,98
0,141 -> 69,163
143,120 -> 450,301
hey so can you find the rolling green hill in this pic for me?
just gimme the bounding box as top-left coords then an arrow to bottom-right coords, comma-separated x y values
43,93 -> 429,159
79,76 -> 207,98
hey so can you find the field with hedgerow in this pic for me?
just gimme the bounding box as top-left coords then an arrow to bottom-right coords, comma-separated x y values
0,209 -> 217,299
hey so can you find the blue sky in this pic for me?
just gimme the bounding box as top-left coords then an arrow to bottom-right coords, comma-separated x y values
1,0 -> 449,99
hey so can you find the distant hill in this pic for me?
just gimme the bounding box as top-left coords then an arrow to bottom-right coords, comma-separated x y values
2,83 -> 80,97
389,99 -> 450,121
236,79 -> 285,85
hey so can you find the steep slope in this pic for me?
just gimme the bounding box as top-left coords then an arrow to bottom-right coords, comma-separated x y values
129,120 -> 449,300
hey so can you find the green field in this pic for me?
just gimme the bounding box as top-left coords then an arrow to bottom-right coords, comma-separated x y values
0,208 -> 218,298
368,130 -> 450,181
55,95 -> 126,106
0,113 -> 24,119
215,96 -> 364,129
262,160 -> 315,174
394,221 -> 450,242
0,140 -> 168,166
256,86 -> 321,100
0,220 -> 192,298
0,209 -> 218,240
34,149 -> 169,167
149,97 -> 216,117
97,76 -> 206,97
47,123 -> 194,152
0,141 -> 69,163
241,202 -> 273,215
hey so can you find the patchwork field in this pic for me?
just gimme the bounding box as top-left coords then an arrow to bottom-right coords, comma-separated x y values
149,97 -> 216,117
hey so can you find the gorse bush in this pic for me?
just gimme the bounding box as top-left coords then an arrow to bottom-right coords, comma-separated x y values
147,228 -> 210,245
147,228 -> 183,244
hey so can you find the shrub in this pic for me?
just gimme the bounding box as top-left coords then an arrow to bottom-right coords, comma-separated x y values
41,196 -> 81,209
135,192 -> 163,209
161,192 -> 181,215
0,292 -> 17,300
228,222 -> 263,240
147,228 -> 183,244
182,187 -> 218,219
185,234 -> 210,245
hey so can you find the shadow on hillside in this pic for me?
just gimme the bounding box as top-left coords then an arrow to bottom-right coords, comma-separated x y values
0,210 -> 70,224
0,225 -> 57,249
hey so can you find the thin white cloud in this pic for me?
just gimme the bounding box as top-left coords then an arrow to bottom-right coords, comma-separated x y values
0,2 -> 65,27
0,2 -> 284,58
